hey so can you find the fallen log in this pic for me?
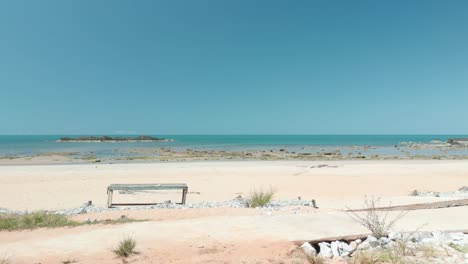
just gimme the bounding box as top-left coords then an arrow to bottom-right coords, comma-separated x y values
346,198 -> 468,212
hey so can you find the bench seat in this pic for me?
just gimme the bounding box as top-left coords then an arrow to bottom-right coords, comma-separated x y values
107,183 -> 188,207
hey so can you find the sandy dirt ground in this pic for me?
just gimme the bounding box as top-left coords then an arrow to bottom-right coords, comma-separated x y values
1,160 -> 468,263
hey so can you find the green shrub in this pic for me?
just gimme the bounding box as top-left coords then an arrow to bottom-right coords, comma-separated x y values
0,212 -> 78,231
248,188 -> 275,208
113,237 -> 138,259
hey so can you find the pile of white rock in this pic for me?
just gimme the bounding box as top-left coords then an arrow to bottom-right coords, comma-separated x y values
301,231 -> 468,262
49,197 -> 316,216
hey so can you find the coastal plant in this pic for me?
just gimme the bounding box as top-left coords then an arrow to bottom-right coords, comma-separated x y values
0,212 -> 143,231
0,211 -> 78,231
113,237 -> 138,261
349,250 -> 381,264
418,244 -> 436,258
346,197 -> 408,238
375,248 -> 406,264
392,239 -> 415,257
247,187 -> 275,208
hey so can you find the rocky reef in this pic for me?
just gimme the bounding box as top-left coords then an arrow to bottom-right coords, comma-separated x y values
448,138 -> 468,146
57,136 -> 172,143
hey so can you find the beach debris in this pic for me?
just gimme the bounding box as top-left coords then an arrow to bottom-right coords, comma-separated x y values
311,199 -> 318,208
310,164 -> 338,168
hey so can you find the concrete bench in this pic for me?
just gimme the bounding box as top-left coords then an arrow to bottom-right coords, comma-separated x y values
107,183 -> 188,208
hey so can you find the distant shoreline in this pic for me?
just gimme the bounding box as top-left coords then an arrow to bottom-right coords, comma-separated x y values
56,135 -> 173,143
2,146 -> 468,166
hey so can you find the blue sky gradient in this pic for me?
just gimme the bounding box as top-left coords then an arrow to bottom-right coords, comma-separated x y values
1,1 -> 467,134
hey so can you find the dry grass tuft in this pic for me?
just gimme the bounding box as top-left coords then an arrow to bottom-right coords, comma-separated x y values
349,251 -> 381,264
248,187 -> 275,208
418,245 -> 437,258
346,196 -> 408,238
113,237 -> 138,260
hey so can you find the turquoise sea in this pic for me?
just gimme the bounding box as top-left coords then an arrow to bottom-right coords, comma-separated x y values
0,135 -> 467,158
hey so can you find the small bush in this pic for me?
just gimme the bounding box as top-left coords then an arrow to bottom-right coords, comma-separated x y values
0,212 -> 78,231
393,239 -> 415,257
346,197 -> 408,238
247,188 -> 275,208
113,237 -> 138,259
376,248 -> 405,264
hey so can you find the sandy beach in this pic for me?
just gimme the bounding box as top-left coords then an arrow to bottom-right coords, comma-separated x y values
1,160 -> 468,263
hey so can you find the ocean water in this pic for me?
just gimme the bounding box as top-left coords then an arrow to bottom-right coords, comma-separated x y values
0,135 -> 467,157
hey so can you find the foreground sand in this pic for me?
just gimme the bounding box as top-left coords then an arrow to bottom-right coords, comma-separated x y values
1,160 -> 468,263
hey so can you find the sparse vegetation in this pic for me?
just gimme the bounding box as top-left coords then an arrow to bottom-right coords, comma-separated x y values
349,250 -> 381,264
418,244 -> 436,258
346,197 -> 408,238
0,212 -> 78,231
113,237 -> 138,261
376,248 -> 405,264
198,247 -> 220,254
392,239 -> 415,257
448,243 -> 468,253
0,212 -> 143,231
247,187 -> 275,208
93,217 -> 144,225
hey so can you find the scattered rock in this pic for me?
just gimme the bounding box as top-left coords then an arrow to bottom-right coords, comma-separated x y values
388,231 -> 402,240
300,242 -> 317,257
318,242 -> 333,258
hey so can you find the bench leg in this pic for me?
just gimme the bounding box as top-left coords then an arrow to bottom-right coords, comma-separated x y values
182,188 -> 187,204
107,190 -> 113,208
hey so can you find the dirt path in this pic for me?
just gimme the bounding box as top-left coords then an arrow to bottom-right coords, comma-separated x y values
1,206 -> 468,264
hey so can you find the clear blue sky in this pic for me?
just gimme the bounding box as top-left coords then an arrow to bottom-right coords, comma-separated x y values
1,1 -> 467,135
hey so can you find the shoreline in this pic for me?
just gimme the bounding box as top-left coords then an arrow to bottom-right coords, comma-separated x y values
2,157 -> 468,167
2,147 -> 468,166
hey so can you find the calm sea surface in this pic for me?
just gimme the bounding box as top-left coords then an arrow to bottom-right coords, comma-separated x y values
0,135 -> 467,157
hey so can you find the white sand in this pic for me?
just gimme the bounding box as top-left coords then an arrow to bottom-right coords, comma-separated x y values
1,160 -> 468,263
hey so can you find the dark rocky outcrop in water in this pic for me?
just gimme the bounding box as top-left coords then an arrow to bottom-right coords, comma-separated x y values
57,136 -> 171,142
447,138 -> 468,146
